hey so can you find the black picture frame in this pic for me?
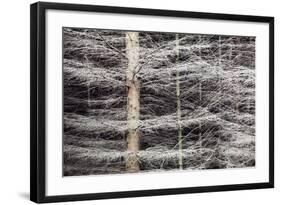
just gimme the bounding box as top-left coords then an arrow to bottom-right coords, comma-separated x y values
30,1 -> 274,203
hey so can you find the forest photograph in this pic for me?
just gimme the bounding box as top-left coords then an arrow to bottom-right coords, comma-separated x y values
63,27 -> 256,176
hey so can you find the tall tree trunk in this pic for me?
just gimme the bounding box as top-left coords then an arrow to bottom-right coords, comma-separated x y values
229,37 -> 233,61
236,38 -> 240,124
125,32 -> 140,172
87,81 -> 91,109
198,35 -> 202,153
175,33 -> 183,170
218,36 -> 222,112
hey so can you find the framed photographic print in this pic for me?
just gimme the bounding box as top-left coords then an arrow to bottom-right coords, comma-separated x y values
30,1 -> 274,203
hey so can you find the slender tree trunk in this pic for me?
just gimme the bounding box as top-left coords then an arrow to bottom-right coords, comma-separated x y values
87,82 -> 91,108
229,38 -> 233,61
236,38 -> 240,123
175,34 -> 183,170
218,36 -> 222,112
198,35 -> 202,152
125,32 -> 140,172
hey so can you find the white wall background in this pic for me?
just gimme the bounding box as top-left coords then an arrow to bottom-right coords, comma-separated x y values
0,0 -> 279,204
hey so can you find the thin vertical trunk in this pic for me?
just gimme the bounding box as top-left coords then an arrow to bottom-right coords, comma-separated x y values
176,33 -> 183,170
125,32 -> 140,172
87,82 -> 91,108
236,38 -> 240,124
229,38 -> 233,61
85,56 -> 91,110
218,36 -> 222,112
84,53 -> 91,110
198,35 -> 202,152
247,38 -> 252,113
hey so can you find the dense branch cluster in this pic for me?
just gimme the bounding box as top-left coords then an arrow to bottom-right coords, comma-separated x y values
63,27 -> 255,176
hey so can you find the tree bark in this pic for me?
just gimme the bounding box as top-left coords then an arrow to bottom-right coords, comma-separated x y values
218,36 -> 222,112
175,34 -> 183,170
125,32 -> 140,172
198,35 -> 202,153
87,81 -> 91,109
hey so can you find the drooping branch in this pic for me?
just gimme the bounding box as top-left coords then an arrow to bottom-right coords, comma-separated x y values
96,32 -> 128,59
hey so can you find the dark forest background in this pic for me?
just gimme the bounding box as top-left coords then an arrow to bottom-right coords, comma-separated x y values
63,27 -> 255,176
